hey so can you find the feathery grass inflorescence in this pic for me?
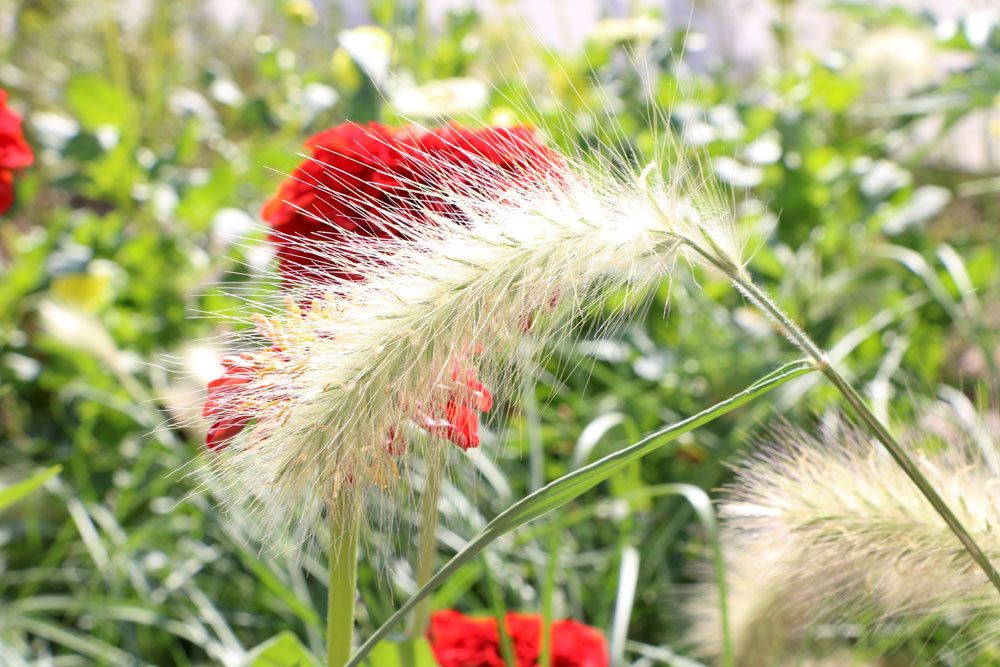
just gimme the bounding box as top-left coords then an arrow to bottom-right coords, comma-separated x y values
688,409 -> 1000,666
205,127 -> 743,545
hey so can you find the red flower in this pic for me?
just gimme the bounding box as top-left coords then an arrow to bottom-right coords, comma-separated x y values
0,91 -> 32,170
0,89 -> 33,215
428,610 -> 609,667
421,368 -> 494,450
261,121 -> 558,282
202,355 -> 258,451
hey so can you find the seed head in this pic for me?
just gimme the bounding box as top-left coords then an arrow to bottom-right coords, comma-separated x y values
688,411 -> 1000,665
201,122 -> 742,544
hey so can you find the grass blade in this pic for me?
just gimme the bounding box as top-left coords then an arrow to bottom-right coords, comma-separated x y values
0,465 -> 62,511
639,484 -> 731,667
609,545 -> 639,663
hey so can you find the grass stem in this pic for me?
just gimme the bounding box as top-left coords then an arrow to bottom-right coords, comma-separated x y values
409,445 -> 445,639
327,493 -> 360,667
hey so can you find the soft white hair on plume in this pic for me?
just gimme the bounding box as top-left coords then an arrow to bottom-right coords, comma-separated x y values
205,127 -> 743,546
687,410 -> 1000,666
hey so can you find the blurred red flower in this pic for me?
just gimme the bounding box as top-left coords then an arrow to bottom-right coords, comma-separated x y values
202,348 -> 494,453
261,121 -> 558,282
428,609 -> 609,667
0,89 -> 34,215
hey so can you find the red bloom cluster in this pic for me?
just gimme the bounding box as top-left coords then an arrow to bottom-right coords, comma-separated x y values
428,610 -> 608,667
418,367 -> 493,450
261,121 -> 558,281
204,123 -> 557,453
0,90 -> 34,215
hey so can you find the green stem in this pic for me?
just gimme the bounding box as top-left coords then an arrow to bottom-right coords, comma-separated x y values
538,530 -> 559,667
327,493 -> 360,667
410,445 -> 445,639
683,237 -> 1000,596
483,556 -> 517,667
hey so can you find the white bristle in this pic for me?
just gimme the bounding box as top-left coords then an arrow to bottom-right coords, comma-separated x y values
200,127 -> 743,547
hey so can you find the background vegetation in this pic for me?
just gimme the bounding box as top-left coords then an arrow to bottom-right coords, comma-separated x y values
2,0 -> 999,664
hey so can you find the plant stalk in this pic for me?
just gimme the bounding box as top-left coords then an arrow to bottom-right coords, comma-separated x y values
410,445 -> 445,639
683,237 -> 1000,595
327,493 -> 360,667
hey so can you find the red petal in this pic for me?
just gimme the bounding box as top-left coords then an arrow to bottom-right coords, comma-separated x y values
0,92 -> 33,171
444,402 -> 480,450
206,417 -> 250,451
0,170 -> 12,215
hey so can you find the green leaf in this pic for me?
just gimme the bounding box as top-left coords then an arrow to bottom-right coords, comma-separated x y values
347,361 -> 815,665
248,631 -> 321,667
0,465 -> 62,512
365,638 -> 437,667
65,74 -> 133,130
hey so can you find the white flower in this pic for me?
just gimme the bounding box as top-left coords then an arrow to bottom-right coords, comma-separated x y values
589,15 -> 664,45
302,82 -> 339,115
853,27 -> 938,102
391,78 -> 489,120
212,208 -> 255,245
741,133 -> 782,166
209,78 -> 246,108
713,157 -> 763,188
30,112 -> 78,150
338,26 -> 392,85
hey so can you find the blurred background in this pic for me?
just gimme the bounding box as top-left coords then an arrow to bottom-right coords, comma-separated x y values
2,0 -> 999,664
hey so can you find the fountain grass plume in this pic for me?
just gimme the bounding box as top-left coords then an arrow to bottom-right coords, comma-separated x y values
203,128 -> 744,546
688,412 -> 1000,666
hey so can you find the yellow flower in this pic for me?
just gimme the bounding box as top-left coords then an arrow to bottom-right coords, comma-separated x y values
50,261 -> 117,312
283,0 -> 317,27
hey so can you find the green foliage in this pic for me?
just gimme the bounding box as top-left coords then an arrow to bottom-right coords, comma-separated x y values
66,74 -> 136,132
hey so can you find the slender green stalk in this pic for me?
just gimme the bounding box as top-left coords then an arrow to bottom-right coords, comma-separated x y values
681,236 -> 1000,595
538,529 -> 559,667
483,555 -> 517,667
410,445 -> 445,638
327,493 -> 360,667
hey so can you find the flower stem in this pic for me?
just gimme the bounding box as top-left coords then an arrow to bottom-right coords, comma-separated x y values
682,237 -> 1000,595
327,493 -> 360,667
410,445 -> 445,639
